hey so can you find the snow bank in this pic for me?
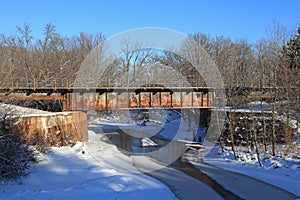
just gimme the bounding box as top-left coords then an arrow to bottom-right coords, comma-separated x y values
0,131 -> 176,200
203,146 -> 300,197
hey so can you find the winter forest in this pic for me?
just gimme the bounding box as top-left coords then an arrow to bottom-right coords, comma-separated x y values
0,21 -> 300,194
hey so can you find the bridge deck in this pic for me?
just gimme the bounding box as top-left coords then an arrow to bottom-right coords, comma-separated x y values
0,87 -> 214,110
0,86 -> 213,93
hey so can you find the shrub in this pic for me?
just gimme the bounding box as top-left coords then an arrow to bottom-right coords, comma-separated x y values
0,133 -> 36,184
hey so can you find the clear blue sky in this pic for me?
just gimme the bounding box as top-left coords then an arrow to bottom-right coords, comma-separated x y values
0,0 -> 300,43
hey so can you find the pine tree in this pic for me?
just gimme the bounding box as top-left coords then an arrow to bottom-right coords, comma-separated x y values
283,28 -> 300,69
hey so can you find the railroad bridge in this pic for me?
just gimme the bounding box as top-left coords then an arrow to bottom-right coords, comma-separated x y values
0,79 -> 289,111
0,80 -> 214,111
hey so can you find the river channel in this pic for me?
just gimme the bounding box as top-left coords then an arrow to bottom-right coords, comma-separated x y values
97,128 -> 240,199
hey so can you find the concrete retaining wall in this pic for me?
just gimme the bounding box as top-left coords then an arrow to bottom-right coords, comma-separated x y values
17,111 -> 88,147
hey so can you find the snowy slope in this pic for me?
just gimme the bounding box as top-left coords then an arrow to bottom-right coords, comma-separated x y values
0,131 -> 176,200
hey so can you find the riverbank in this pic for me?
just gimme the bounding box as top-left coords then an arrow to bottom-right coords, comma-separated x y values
0,131 -> 176,200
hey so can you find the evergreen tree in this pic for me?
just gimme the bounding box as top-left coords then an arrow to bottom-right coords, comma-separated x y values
283,27 -> 300,69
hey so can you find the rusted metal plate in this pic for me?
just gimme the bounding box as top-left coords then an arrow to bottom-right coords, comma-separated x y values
67,91 -> 213,111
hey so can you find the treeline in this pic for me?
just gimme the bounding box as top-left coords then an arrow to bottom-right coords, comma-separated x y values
0,23 -> 105,87
188,24 -> 300,161
0,23 -> 299,89
190,23 -> 300,161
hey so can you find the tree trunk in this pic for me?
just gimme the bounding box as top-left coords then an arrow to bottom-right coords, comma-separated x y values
271,95 -> 277,156
260,97 -> 268,153
254,130 -> 263,167
229,113 -> 237,159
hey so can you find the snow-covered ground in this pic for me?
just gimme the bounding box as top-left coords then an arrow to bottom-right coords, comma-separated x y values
1,108 -> 300,199
200,146 -> 300,197
93,109 -> 300,198
0,131 -> 176,200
